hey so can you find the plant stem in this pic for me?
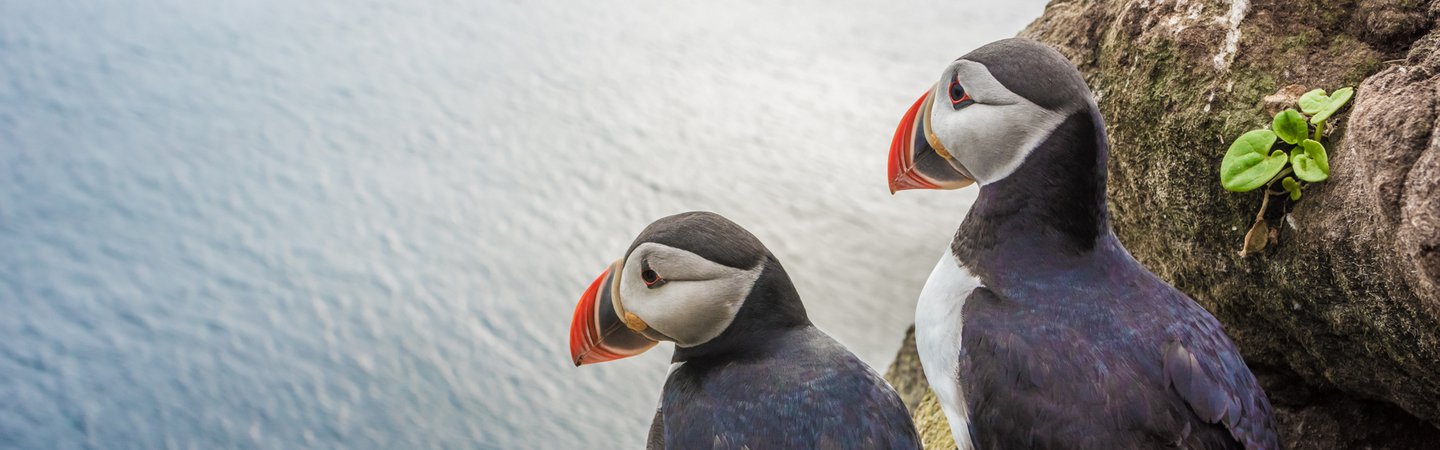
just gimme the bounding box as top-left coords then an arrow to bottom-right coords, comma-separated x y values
1256,191 -> 1273,222
1265,166 -> 1294,186
1314,121 -> 1325,141
1254,166 -> 1295,222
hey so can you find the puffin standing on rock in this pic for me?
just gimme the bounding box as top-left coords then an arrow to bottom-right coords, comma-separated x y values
569,212 -> 921,449
886,39 -> 1280,449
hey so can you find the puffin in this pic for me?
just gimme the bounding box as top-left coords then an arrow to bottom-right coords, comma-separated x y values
569,211 -> 921,449
885,38 -> 1281,449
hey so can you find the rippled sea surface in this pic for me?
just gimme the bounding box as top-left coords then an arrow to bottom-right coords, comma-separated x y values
1,1 -> 1044,448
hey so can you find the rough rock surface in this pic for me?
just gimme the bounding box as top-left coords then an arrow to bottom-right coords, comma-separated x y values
885,0 -> 1440,448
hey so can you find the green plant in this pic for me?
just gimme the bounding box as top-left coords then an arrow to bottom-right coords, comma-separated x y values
1219,87 -> 1353,256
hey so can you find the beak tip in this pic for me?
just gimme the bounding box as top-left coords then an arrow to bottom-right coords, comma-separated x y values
569,344 -> 584,367
887,90 -> 941,194
568,268 -> 609,369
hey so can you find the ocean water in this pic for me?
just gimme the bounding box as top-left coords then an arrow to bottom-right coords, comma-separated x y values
0,0 -> 1045,448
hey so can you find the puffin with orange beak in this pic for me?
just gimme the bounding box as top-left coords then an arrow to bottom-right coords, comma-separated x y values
887,39 -> 1280,449
569,211 -> 920,449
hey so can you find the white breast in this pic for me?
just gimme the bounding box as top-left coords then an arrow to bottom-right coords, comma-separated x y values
914,251 -> 981,450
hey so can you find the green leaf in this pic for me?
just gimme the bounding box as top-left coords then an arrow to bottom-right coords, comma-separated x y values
1282,176 -> 1302,201
1291,139 -> 1330,182
1221,129 -> 1287,192
1310,87 -> 1353,124
1272,109 -> 1307,144
1298,89 -> 1329,115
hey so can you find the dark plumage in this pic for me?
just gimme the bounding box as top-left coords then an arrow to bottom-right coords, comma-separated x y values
655,325 -> 918,449
626,212 -> 920,449
889,38 -> 1281,449
952,51 -> 1280,448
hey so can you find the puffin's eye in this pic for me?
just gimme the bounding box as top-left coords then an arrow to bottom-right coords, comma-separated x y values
639,260 -> 666,288
948,74 -> 973,109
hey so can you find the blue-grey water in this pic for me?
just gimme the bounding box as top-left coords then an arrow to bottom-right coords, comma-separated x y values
0,1 -> 1045,448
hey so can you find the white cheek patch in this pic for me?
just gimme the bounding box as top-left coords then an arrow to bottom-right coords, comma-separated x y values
931,61 -> 1075,185
618,243 -> 764,348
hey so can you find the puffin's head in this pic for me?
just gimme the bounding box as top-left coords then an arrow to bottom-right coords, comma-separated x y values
888,38 -> 1094,193
569,212 -> 805,366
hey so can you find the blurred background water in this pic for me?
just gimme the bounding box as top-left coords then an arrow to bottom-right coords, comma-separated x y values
0,0 -> 1045,448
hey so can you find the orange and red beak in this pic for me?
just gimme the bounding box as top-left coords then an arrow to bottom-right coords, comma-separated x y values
889,90 -> 941,193
568,260 -> 657,366
887,86 -> 975,193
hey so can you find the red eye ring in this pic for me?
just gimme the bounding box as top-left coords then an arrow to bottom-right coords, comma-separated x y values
948,78 -> 972,108
641,269 -> 661,287
639,259 -> 667,288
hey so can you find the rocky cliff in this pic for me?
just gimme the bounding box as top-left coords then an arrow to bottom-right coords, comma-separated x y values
885,0 -> 1440,448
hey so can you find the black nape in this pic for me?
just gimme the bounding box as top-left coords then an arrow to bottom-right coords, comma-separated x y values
953,104 -> 1110,262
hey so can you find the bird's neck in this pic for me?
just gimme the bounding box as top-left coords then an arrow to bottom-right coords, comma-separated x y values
953,104 -> 1116,276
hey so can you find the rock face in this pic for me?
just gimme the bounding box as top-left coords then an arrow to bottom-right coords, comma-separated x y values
886,0 -> 1440,448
